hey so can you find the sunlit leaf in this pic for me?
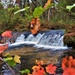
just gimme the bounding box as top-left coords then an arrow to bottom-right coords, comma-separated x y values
32,65 -> 38,69
33,6 -> 44,18
14,7 -> 30,15
35,59 -> 44,65
3,57 -> 13,61
66,4 -> 75,11
33,3 -> 54,18
3,54 -> 18,67
44,0 -> 52,8
14,55 -> 21,64
44,3 -> 55,11
20,69 -> 30,74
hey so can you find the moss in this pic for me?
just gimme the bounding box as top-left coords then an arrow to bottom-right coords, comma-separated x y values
63,32 -> 75,48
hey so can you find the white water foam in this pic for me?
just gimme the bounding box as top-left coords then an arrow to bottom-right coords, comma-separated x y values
9,33 -> 44,47
34,44 -> 68,50
6,30 -> 69,50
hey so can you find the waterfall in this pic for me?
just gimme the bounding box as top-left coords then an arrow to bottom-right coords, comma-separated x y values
25,33 -> 45,43
34,30 -> 68,50
9,33 -> 44,47
15,34 -> 25,42
8,30 -> 68,50
37,30 -> 64,46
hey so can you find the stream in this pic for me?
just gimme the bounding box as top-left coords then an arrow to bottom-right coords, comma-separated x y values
0,30 -> 70,75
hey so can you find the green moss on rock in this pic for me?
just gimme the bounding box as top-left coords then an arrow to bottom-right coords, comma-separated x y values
63,32 -> 75,48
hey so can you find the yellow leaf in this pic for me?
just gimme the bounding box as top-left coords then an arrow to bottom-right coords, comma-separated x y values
32,65 -> 38,69
44,0 -> 52,8
35,59 -> 44,65
14,55 -> 21,64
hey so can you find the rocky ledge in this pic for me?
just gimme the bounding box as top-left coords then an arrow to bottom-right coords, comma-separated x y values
63,27 -> 75,49
2,46 -> 66,69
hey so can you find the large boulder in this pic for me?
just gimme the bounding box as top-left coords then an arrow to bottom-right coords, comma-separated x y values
63,28 -> 75,48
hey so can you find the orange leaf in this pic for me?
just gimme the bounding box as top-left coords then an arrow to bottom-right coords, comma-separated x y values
30,18 -> 40,35
44,0 -> 52,8
32,65 -> 45,75
35,59 -> 44,65
0,44 -> 8,54
1,30 -> 12,38
46,64 -> 57,74
63,68 -> 75,75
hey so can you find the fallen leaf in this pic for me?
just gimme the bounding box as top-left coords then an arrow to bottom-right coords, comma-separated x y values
14,55 -> 21,64
0,44 -> 8,54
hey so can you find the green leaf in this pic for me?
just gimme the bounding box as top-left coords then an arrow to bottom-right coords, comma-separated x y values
3,57 -> 13,61
33,3 -> 54,18
20,69 -> 30,74
33,6 -> 44,18
3,56 -> 16,67
66,4 -> 75,11
8,6 -> 20,12
7,60 -> 16,67
14,7 -> 30,15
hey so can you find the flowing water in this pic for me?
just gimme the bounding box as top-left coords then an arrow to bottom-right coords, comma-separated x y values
8,30 -> 68,50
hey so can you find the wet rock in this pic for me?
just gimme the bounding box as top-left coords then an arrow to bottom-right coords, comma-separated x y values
3,47 -> 65,68
63,25 -> 75,48
63,32 -> 75,49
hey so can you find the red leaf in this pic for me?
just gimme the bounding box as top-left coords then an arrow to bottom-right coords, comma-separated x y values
72,59 -> 75,67
62,68 -> 75,75
62,56 -> 68,70
46,64 -> 57,74
0,44 -> 8,54
1,31 -> 12,38
32,65 -> 45,75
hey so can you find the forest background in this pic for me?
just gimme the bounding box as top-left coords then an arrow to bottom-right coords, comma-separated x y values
0,0 -> 75,34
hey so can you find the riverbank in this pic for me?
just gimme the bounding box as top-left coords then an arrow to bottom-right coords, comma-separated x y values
2,46 -> 67,69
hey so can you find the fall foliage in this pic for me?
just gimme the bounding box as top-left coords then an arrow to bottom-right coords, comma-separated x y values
62,56 -> 75,75
30,18 -> 41,35
1,30 -> 12,38
0,44 -> 8,54
46,64 -> 57,74
44,0 -> 52,8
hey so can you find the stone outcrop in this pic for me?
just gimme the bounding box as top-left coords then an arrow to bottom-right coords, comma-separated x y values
63,27 -> 75,49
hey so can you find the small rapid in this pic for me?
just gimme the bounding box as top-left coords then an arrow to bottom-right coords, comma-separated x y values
7,30 -> 68,50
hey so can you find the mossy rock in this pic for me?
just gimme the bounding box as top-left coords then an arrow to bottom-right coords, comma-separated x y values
63,32 -> 75,48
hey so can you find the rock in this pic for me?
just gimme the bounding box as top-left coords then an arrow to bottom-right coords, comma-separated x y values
2,47 -> 65,69
63,25 -> 75,48
63,32 -> 75,48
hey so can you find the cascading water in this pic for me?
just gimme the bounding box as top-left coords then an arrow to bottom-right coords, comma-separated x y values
8,30 -> 68,50
9,33 -> 44,47
25,33 -> 45,44
35,30 -> 68,50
